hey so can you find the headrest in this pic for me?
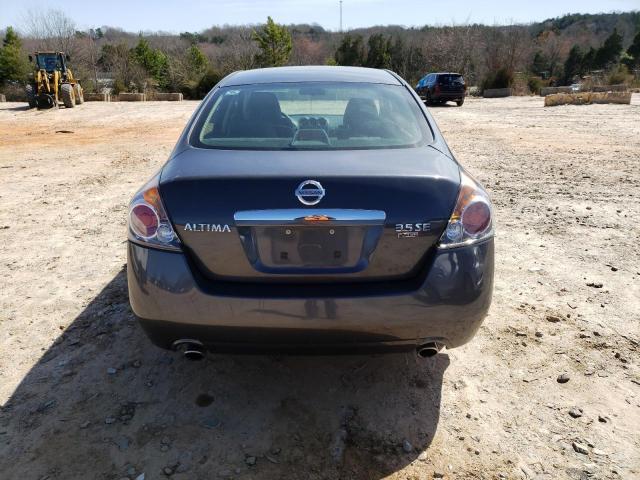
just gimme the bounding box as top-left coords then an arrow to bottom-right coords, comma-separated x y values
343,98 -> 379,127
245,92 -> 283,121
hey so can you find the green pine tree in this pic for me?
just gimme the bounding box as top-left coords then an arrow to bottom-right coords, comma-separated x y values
622,30 -> 640,68
563,45 -> 583,83
0,27 -> 30,85
531,51 -> 548,76
132,38 -> 169,88
186,44 -> 208,77
365,34 -> 392,69
581,46 -> 597,72
334,34 -> 365,66
252,17 -> 292,67
594,28 -> 623,69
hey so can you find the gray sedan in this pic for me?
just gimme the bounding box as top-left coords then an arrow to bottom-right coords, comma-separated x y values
127,66 -> 494,359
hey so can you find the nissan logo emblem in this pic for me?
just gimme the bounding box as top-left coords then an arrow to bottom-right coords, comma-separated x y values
295,180 -> 325,205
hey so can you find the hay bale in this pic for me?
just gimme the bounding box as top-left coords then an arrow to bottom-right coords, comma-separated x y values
591,92 -> 632,104
149,92 -> 183,101
117,92 -> 145,102
544,91 -> 631,107
540,86 -> 573,96
544,92 -> 590,106
84,92 -> 110,102
0,94 -> 6,102
483,88 -> 512,98
591,84 -> 628,93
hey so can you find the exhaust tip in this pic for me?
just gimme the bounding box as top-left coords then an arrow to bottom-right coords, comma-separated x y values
183,348 -> 205,361
172,339 -> 205,361
416,342 -> 443,358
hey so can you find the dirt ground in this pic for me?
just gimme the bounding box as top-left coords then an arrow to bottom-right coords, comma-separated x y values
0,96 -> 638,480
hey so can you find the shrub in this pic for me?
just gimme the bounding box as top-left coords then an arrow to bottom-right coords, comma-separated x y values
608,65 -> 632,85
527,76 -> 543,95
112,78 -> 126,95
481,68 -> 514,91
193,67 -> 222,98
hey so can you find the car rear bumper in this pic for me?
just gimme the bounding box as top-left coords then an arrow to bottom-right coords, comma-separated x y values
127,238 -> 494,352
434,92 -> 465,100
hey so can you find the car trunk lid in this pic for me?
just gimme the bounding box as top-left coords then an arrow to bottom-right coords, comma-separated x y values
437,74 -> 465,94
160,146 -> 460,283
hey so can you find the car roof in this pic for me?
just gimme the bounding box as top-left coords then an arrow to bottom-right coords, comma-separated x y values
419,72 -> 462,80
218,66 -> 402,87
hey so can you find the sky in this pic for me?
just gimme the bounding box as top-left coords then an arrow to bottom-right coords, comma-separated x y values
1,0 -> 638,33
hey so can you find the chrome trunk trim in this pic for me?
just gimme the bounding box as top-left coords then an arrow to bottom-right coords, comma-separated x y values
234,209 -> 386,226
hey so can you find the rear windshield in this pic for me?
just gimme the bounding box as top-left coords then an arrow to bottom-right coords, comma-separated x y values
190,82 -> 433,150
437,74 -> 464,85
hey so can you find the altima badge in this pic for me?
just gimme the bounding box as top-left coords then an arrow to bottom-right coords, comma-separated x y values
184,223 -> 231,232
295,180 -> 325,205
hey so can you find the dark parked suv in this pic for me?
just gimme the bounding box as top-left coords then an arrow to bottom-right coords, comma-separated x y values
416,72 -> 466,106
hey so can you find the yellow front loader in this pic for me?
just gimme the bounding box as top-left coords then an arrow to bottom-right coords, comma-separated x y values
26,51 -> 84,109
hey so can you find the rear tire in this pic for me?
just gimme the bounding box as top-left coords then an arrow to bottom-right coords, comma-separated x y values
74,84 -> 84,105
425,92 -> 433,106
456,98 -> 464,107
61,83 -> 75,108
25,85 -> 37,109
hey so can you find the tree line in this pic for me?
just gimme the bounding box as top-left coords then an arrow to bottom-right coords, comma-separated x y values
1,10 -> 639,99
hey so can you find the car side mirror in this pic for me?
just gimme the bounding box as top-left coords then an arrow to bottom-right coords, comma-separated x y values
28,55 -> 33,62
66,54 -> 70,61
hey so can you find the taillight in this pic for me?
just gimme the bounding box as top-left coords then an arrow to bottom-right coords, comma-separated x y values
438,171 -> 494,248
128,173 -> 181,251
130,204 -> 159,239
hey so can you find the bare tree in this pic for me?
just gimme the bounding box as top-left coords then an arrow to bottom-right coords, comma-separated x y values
502,24 -> 529,72
100,42 -> 146,92
479,22 -> 529,84
291,37 -> 330,65
83,29 -> 101,91
425,24 -> 481,79
535,30 -> 564,77
22,9 -> 79,57
208,27 -> 258,74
